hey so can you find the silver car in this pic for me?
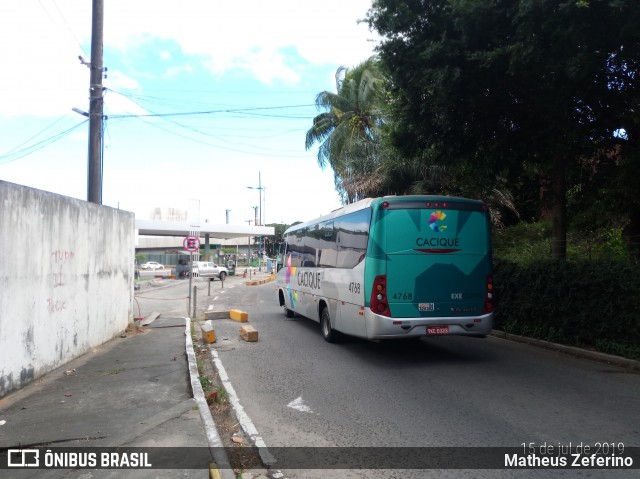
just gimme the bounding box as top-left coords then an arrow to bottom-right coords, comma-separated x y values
193,261 -> 228,280
140,261 -> 164,270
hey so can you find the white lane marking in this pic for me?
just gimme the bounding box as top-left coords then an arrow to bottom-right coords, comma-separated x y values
210,349 -> 277,466
287,396 -> 313,413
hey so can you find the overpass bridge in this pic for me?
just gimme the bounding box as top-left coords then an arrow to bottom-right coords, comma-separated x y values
135,219 -> 275,265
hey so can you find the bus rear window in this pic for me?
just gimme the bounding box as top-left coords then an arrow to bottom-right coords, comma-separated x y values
382,206 -> 489,255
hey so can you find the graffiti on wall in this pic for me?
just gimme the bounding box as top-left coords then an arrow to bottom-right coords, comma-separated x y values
47,250 -> 74,314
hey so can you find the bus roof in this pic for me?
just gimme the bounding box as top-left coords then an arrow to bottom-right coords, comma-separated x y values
283,195 -> 485,235
284,197 -> 374,235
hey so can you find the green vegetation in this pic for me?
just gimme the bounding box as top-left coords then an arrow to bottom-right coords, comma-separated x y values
365,0 -> 640,260
206,386 -> 228,405
199,374 -> 212,390
302,1 -> 640,358
494,257 -> 640,360
493,222 -> 635,265
492,221 -> 640,359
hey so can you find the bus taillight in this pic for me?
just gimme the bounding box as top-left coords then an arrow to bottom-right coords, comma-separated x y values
483,275 -> 494,314
426,201 -> 448,208
370,275 -> 391,316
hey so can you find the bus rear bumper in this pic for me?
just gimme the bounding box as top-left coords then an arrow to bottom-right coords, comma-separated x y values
364,311 -> 494,339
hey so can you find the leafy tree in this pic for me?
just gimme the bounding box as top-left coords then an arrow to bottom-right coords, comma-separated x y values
305,58 -> 387,202
262,223 -> 292,258
367,0 -> 640,259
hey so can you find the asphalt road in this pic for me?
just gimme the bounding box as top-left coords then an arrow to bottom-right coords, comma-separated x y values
137,277 -> 640,479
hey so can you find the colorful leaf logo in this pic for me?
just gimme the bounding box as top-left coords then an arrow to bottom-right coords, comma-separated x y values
429,210 -> 448,233
285,254 -> 298,307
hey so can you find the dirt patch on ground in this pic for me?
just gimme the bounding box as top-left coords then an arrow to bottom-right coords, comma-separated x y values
121,324 -> 150,337
194,341 -> 265,474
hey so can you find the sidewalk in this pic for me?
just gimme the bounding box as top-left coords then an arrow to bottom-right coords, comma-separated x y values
0,316 -> 231,478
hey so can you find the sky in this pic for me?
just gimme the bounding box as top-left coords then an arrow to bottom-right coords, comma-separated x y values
0,0 -> 379,226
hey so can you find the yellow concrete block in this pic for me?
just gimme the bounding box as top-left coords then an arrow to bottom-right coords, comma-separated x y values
201,323 -> 216,343
240,325 -> 258,342
229,309 -> 249,322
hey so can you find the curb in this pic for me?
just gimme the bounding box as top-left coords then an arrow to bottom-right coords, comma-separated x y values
490,330 -> 640,371
245,275 -> 275,286
183,317 -> 236,479
134,279 -> 185,292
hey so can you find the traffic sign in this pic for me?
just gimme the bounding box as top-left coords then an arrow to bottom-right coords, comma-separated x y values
183,235 -> 200,252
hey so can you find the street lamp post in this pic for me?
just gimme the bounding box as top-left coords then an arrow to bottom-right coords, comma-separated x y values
247,172 -> 265,271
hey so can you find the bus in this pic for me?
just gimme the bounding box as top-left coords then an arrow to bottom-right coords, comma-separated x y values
275,195 -> 494,342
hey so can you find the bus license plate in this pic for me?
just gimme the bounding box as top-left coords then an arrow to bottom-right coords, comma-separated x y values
427,326 -> 449,336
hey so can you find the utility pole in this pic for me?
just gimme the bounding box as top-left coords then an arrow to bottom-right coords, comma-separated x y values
247,172 -> 264,270
87,0 -> 104,204
225,209 -> 231,224
258,171 -> 262,226
245,220 -> 253,272
258,171 -> 262,271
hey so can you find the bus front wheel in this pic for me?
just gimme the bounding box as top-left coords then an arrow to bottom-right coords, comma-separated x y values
284,306 -> 295,318
321,307 -> 337,343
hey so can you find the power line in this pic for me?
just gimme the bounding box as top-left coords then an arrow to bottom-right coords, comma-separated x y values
38,0 -> 88,57
0,120 -> 88,164
106,88 -> 315,119
122,111 -> 309,158
104,89 -> 314,155
0,115 -> 72,157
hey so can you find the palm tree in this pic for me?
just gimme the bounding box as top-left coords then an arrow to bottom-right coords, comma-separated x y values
305,58 -> 386,203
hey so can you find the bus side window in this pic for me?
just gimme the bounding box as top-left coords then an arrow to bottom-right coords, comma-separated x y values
286,232 -> 304,267
318,221 -> 336,268
336,209 -> 370,269
302,226 -> 316,267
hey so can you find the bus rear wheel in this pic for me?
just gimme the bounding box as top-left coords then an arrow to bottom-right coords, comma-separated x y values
284,306 -> 295,318
321,307 -> 337,343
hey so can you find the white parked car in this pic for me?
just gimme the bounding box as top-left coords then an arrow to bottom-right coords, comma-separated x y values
193,261 -> 228,280
140,261 -> 164,270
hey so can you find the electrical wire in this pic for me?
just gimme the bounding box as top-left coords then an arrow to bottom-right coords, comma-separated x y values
0,120 -> 88,164
106,88 -> 316,119
107,89 -> 314,157
0,115 -> 72,157
0,90 -> 317,164
123,111 -> 310,158
38,0 -> 88,58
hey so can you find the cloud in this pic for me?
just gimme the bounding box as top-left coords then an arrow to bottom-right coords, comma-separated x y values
104,0 -> 377,83
106,71 -> 140,91
0,0 -> 377,118
0,2 -> 91,117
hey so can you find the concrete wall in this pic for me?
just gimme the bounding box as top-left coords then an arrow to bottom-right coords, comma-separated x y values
0,181 -> 134,397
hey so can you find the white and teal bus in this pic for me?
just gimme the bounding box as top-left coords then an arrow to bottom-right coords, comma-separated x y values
276,195 -> 494,342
